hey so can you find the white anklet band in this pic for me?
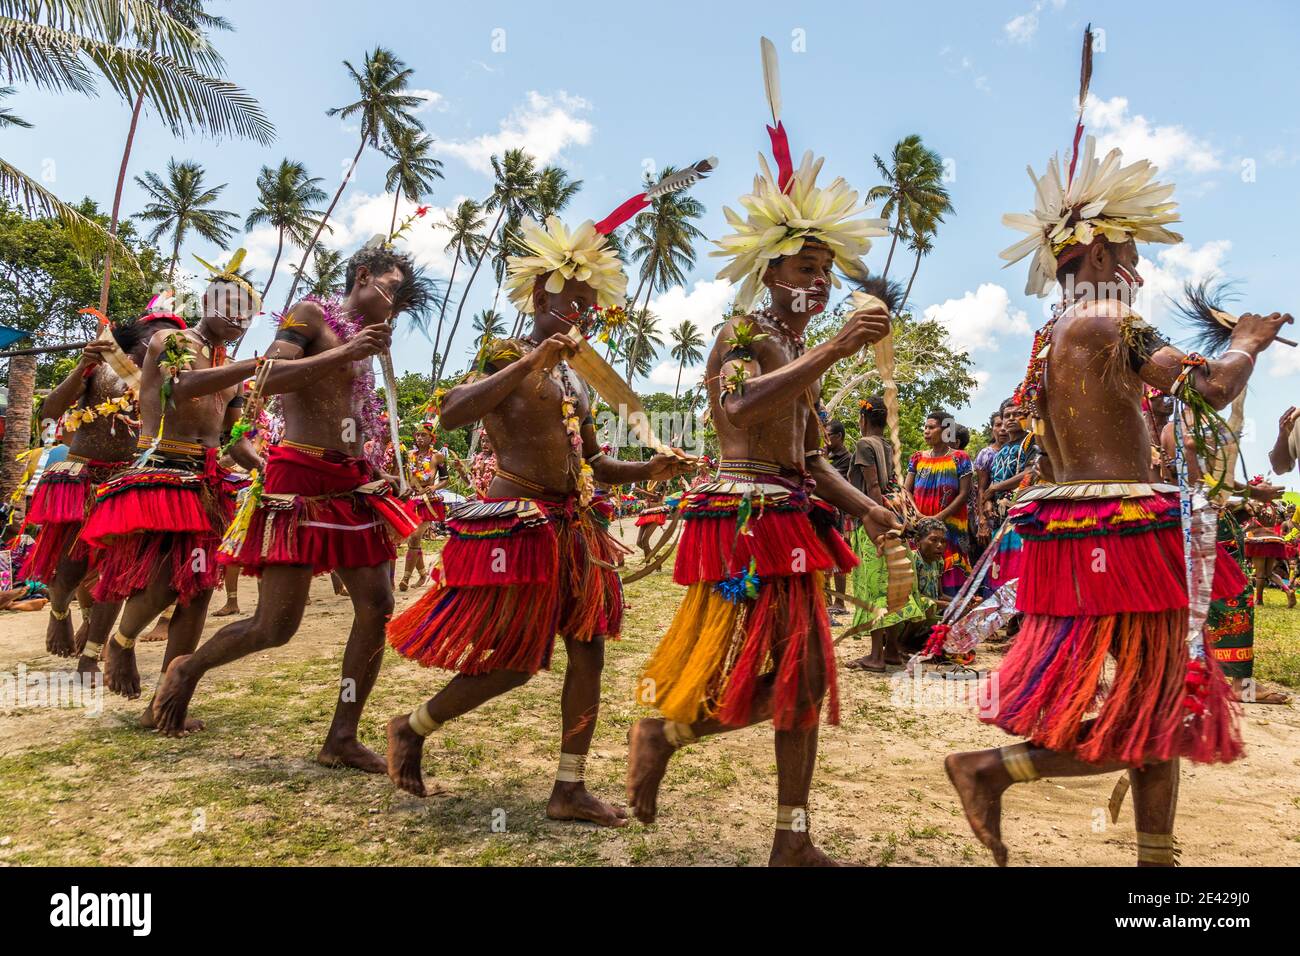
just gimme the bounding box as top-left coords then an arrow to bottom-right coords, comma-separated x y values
775,805 -> 807,832
408,703 -> 442,737
1136,831 -> 1179,865
112,631 -> 136,650
1001,743 -> 1039,783
50,607 -> 71,621
81,641 -> 103,661
556,752 -> 586,783
662,720 -> 696,749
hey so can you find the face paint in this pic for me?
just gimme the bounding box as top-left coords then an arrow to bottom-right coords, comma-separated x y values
771,279 -> 828,314
1115,262 -> 1144,299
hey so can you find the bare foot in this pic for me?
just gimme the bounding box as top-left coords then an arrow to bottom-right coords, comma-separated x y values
626,718 -> 676,824
414,571 -> 429,589
75,653 -> 102,687
212,599 -> 241,617
152,655 -> 201,737
398,579 -> 409,592
845,655 -> 886,672
104,640 -> 141,699
944,751 -> 1010,866
317,736 -> 387,774
13,598 -> 48,611
770,834 -> 841,867
139,701 -> 204,734
547,781 -> 628,827
386,715 -> 430,796
138,615 -> 170,643
45,612 -> 75,657
73,619 -> 89,656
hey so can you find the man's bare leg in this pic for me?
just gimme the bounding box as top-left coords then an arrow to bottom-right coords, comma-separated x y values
945,737 -> 1129,866
151,564 -> 313,737
771,722 -> 834,866
1129,759 -> 1180,866
212,564 -> 241,616
140,590 -> 213,731
545,635 -> 627,827
96,566 -> 178,699
315,562 -> 394,773
43,550 -> 89,657
399,538 -> 419,590
387,668 -> 532,797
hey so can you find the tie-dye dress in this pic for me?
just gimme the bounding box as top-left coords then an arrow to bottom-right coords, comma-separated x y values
907,448 -> 973,595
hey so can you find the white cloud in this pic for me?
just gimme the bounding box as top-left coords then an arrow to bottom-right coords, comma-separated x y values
1083,95 -> 1222,173
436,91 -> 594,174
1004,13 -> 1039,43
647,278 -> 734,336
1132,239 -> 1232,327
923,283 -> 1031,355
409,89 -> 448,114
648,360 -> 682,389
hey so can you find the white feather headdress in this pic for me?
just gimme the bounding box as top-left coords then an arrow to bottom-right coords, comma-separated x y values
1000,134 -> 1183,297
712,151 -> 888,311
505,216 -> 629,315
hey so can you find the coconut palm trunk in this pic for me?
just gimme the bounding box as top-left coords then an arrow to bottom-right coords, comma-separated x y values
261,228 -> 286,301
881,207 -> 904,280
283,138 -> 366,312
96,87 -> 147,313
0,354 -> 36,502
437,205 -> 505,382
430,245 -> 461,380
901,247 -> 923,312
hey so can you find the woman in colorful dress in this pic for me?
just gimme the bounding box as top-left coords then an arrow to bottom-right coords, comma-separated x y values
905,409 -> 972,596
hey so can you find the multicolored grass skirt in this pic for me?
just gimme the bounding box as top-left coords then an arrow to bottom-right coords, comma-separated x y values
81,448 -> 235,606
984,484 -> 1246,766
24,456 -> 119,584
221,444 -> 408,575
409,491 -> 446,525
641,469 -> 856,731
1243,535 -> 1287,560
387,496 -> 627,675
635,507 -> 667,527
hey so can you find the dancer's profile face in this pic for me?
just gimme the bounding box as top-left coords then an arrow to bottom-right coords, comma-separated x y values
356,266 -> 406,323
533,276 -> 596,336
203,281 -> 256,340
764,244 -> 833,316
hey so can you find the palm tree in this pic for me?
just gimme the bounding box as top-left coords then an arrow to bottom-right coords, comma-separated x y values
282,46 -> 424,310
0,86 -> 30,127
245,159 -> 328,300
866,134 -> 952,281
430,199 -> 488,378
900,226 -> 934,314
625,166 -> 707,318
532,165 -> 583,221
383,124 -> 443,236
134,158 -> 237,278
438,148 -> 539,381
0,0 -> 272,272
623,308 -> 665,381
471,309 -> 506,347
289,245 -> 346,298
669,320 -> 705,402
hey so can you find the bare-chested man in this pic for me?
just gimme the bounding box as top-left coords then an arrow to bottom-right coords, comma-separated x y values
946,134 -> 1290,866
398,421 -> 446,592
151,245 -> 429,770
29,311 -> 185,662
78,275 -> 264,724
625,136 -> 901,863
384,209 -> 690,826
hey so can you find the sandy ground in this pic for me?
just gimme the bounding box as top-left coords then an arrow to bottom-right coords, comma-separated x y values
0,519 -> 1298,867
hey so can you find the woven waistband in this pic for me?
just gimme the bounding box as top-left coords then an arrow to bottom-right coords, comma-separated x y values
494,466 -> 569,499
718,458 -> 786,478
280,438 -> 330,458
1015,481 -> 1179,502
136,436 -> 205,457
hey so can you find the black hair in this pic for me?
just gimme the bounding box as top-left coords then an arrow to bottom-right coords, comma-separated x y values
954,424 -> 970,449
859,395 -> 888,429
914,517 -> 947,541
828,420 -> 846,437
110,316 -> 148,354
926,408 -> 954,426
345,245 -> 438,326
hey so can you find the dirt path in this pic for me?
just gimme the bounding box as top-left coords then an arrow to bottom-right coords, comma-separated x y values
1,529 -> 1297,866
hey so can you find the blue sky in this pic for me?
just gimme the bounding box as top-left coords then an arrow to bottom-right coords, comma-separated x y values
8,0 -> 1299,476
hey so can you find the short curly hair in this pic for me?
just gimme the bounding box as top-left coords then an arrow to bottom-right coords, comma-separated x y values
914,517 -> 947,541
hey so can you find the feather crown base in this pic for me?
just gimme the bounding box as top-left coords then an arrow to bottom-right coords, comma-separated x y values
711,151 -> 888,311
505,216 -> 628,315
1000,135 -> 1183,298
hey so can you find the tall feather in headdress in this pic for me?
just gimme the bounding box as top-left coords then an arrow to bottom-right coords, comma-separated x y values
1067,24 -> 1094,187
760,36 -> 794,192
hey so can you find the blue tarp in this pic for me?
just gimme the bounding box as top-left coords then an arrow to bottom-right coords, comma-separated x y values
0,326 -> 28,350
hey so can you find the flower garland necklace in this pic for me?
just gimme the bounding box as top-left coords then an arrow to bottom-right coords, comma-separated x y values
61,387 -> 138,436
524,333 -> 594,507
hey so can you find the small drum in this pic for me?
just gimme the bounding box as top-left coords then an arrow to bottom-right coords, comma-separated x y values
876,529 -> 916,612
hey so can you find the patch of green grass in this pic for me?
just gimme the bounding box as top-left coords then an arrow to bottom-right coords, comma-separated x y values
1254,602 -> 1300,688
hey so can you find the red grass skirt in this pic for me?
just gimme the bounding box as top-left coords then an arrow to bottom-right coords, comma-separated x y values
222,444 -> 401,575
635,509 -> 667,527
24,458 -> 118,583
81,452 -> 235,606
985,491 -> 1242,766
1243,538 -> 1287,560
411,493 -> 445,525
387,497 -> 626,675
641,479 -> 841,729
808,497 -> 858,573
